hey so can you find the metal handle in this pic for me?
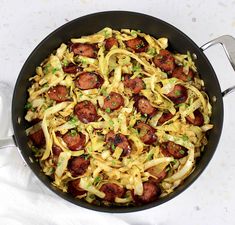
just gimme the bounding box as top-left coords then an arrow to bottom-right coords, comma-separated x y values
0,136 -> 16,149
200,35 -> 235,97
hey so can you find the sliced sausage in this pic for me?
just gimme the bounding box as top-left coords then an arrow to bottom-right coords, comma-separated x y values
123,75 -> 145,94
132,182 -> 161,204
172,66 -> 195,82
105,37 -> 118,51
100,183 -> 125,202
153,49 -> 175,73
134,122 -> 157,144
62,131 -> 86,151
70,43 -> 97,58
29,129 -> 45,147
75,72 -> 104,90
134,96 -> 157,116
68,156 -> 90,177
103,92 -> 124,111
162,141 -> 187,159
186,109 -> 204,126
74,100 -> 98,124
165,84 -> 188,105
52,145 -> 62,164
125,37 -> 148,53
62,63 -> 82,74
48,85 -> 68,102
157,111 -> 174,125
160,142 -> 172,157
147,167 -> 167,184
105,131 -> 131,157
67,179 -> 87,197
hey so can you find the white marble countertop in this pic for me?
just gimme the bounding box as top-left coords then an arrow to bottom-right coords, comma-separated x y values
1,0 -> 235,224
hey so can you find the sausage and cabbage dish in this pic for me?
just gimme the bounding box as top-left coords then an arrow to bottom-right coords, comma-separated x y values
25,27 -> 213,206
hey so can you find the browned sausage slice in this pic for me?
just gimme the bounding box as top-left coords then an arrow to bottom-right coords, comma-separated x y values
123,75 -> 145,94
186,109 -> 204,126
29,129 -> 45,147
134,122 -> 157,144
147,167 -> 167,184
125,37 -> 148,53
172,66 -> 195,82
105,131 -> 131,157
100,183 -> 125,202
52,145 -> 63,164
48,85 -> 68,102
165,84 -> 188,105
62,63 -> 82,74
103,92 -> 124,111
74,101 -> 98,123
153,49 -> 175,73
132,182 -> 161,204
67,179 -> 87,197
157,111 -> 174,125
68,156 -> 90,177
75,72 -> 104,90
134,96 -> 157,116
105,37 -> 118,51
70,43 -> 97,58
62,131 -> 86,151
160,142 -> 172,157
166,141 -> 187,159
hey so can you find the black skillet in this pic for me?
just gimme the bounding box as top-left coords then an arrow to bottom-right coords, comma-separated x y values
1,11 -> 235,213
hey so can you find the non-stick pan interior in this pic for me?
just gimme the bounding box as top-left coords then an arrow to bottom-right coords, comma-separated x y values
12,11 -> 223,212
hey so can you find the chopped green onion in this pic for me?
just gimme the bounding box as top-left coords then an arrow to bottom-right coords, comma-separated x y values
109,120 -> 114,126
111,143 -> 116,151
182,134 -> 189,141
62,59 -> 68,66
24,102 -> 32,110
133,65 -> 141,72
147,48 -> 156,56
52,67 -> 59,74
105,108 -> 111,113
174,90 -> 182,96
70,129 -> 77,136
69,115 -> 78,125
147,152 -> 154,161
83,154 -> 90,160
93,176 -> 101,185
179,149 -> 185,154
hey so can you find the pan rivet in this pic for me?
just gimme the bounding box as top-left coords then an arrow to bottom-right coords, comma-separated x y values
212,96 -> 217,102
192,53 -> 197,60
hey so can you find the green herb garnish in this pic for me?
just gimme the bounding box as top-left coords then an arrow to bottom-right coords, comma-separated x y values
105,108 -> 111,113
111,143 -> 116,151
70,129 -> 77,136
80,58 -> 87,65
52,67 -> 59,74
174,90 -> 182,96
69,115 -> 78,125
133,65 -> 141,72
94,176 -> 101,185
179,149 -> 185,155
147,48 -> 156,56
109,120 -> 114,126
182,134 -> 189,141
62,59 -> 68,66
24,102 -> 32,110
147,152 -> 154,161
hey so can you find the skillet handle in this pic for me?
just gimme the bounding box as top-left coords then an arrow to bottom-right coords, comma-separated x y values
200,35 -> 235,97
0,136 -> 17,149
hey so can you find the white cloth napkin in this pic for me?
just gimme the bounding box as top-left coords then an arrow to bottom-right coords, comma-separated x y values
0,148 -> 130,225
